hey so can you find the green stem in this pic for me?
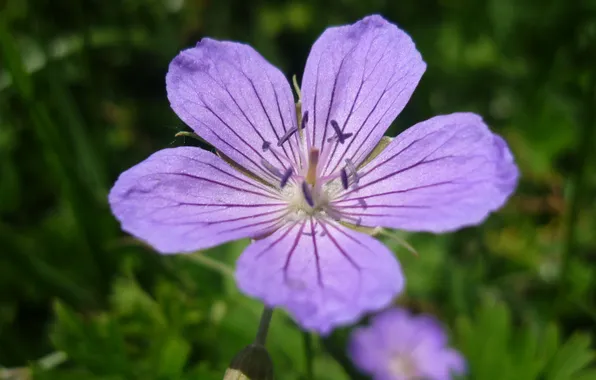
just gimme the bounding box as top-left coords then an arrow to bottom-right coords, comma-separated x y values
255,307 -> 274,346
303,332 -> 314,380
186,252 -> 235,278
559,74 -> 596,296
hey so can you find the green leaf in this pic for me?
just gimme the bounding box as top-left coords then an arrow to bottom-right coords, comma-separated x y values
155,335 -> 191,378
50,301 -> 130,376
573,369 -> 596,380
537,324 -> 561,369
545,333 -> 595,380
452,300 -> 594,380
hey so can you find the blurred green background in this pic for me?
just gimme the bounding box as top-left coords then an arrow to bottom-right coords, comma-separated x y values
1,0 -> 595,379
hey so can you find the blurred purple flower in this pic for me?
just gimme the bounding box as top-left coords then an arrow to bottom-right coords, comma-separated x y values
349,308 -> 466,380
108,15 -> 518,334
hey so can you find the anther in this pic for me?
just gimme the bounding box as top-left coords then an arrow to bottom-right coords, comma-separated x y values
300,111 -> 309,130
357,198 -> 368,209
301,182 -> 314,207
345,158 -> 359,185
261,159 -> 282,178
280,167 -> 293,188
327,120 -> 353,144
277,127 -> 299,146
340,168 -> 349,190
262,141 -> 271,152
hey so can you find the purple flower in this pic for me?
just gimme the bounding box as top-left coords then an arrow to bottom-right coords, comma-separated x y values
349,308 -> 466,380
108,15 -> 518,334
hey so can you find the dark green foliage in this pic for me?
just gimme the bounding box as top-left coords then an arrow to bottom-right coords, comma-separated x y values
1,0 -> 595,378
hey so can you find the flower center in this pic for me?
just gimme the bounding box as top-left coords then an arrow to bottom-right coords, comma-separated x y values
280,152 -> 349,222
388,354 -> 418,379
283,181 -> 330,218
262,112 -> 361,223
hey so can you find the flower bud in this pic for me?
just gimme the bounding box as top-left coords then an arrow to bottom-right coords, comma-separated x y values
223,344 -> 274,380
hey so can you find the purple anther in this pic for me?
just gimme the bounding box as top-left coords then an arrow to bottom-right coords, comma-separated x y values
340,168 -> 349,190
262,141 -> 271,151
357,198 -> 368,209
277,127 -> 299,146
301,111 -> 309,130
301,182 -> 314,207
280,167 -> 293,188
328,120 -> 353,144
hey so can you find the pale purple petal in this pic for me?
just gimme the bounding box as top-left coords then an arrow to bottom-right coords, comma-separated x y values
109,147 -> 286,253
333,113 -> 519,232
349,329 -> 392,377
349,308 -> 466,380
166,39 -> 299,182
416,348 -> 466,380
235,219 -> 403,334
300,15 -> 426,176
370,309 -> 448,351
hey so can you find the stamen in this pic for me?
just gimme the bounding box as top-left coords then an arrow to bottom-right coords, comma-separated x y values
262,139 -> 296,168
306,148 -> 320,185
277,127 -> 299,146
345,158 -> 359,185
300,111 -> 309,131
262,141 -> 271,152
295,110 -> 309,168
357,198 -> 368,209
340,168 -> 349,190
301,182 -> 314,207
330,120 -> 341,136
277,111 -> 309,148
327,120 -> 353,144
280,167 -> 293,188
339,214 -> 362,226
261,159 -> 282,178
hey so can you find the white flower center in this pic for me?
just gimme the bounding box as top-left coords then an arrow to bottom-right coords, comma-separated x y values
264,111 -> 361,223
389,354 -> 418,378
282,181 -> 333,220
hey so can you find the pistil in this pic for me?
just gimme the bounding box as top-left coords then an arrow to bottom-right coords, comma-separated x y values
305,147 -> 320,185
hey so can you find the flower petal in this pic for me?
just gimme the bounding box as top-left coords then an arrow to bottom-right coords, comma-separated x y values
109,147 -> 287,253
235,219 -> 403,334
166,39 -> 300,182
300,15 -> 426,176
348,328 -> 392,377
416,348 -> 466,380
333,113 -> 519,232
349,308 -> 466,380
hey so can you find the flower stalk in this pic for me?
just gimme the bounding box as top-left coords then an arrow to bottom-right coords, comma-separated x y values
255,306 -> 274,346
224,306 -> 275,380
303,332 -> 314,380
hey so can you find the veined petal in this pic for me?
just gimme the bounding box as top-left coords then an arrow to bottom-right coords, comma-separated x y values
166,39 -> 299,182
333,113 -> 519,232
235,219 -> 403,334
109,147 -> 287,253
300,15 -> 426,176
